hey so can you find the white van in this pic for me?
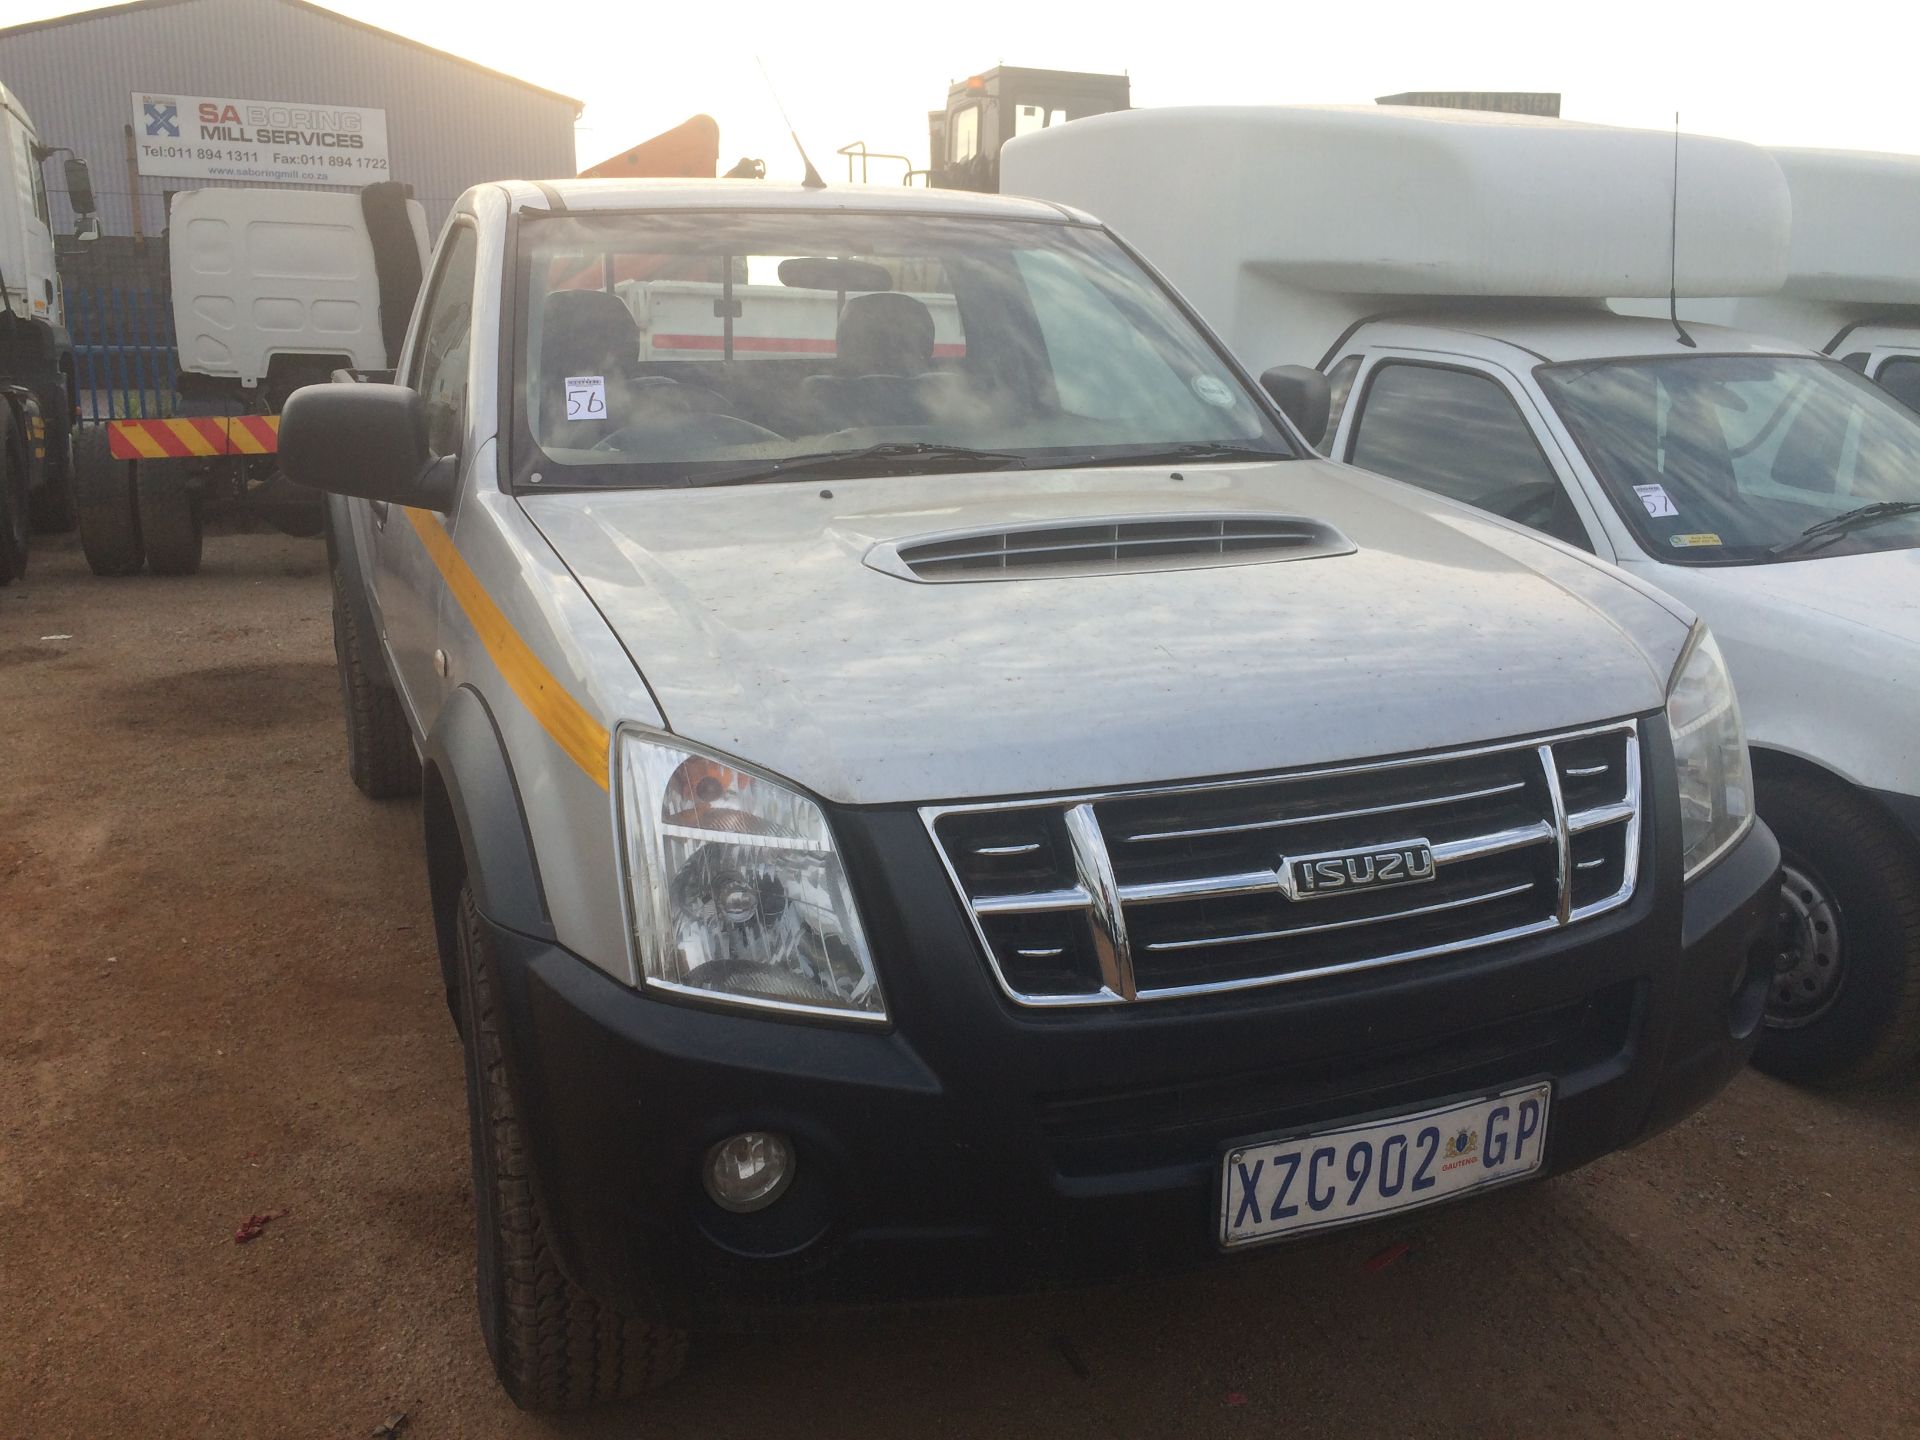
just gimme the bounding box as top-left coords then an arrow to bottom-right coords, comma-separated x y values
1006,106 -> 1920,1083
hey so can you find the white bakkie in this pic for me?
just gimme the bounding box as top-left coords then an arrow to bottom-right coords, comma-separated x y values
1005,106 -> 1920,1083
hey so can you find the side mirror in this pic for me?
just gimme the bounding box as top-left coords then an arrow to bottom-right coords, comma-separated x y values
72,214 -> 100,244
280,382 -> 457,510
62,157 -> 95,217
1260,364 -> 1331,448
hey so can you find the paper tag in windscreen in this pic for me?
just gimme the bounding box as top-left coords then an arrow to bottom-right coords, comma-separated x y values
1633,483 -> 1678,518
565,375 -> 607,421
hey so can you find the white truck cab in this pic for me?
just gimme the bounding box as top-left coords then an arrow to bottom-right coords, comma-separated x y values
1630,146 -> 1920,412
0,80 -> 97,582
1005,106 -> 1920,1083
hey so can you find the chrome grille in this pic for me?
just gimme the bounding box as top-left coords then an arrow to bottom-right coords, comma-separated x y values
923,721 -> 1642,1007
868,514 -> 1355,583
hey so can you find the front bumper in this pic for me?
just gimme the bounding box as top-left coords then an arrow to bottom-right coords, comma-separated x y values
480,798 -> 1779,1327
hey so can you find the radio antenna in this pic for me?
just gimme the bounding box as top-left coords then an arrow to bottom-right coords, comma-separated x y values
1668,112 -> 1697,349
755,56 -> 827,190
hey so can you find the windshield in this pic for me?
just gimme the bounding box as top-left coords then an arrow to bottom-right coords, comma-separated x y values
511,211 -> 1293,487
1539,354 -> 1920,564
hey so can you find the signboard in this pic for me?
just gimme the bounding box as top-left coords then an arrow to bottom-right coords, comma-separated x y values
1376,92 -> 1562,118
132,92 -> 390,185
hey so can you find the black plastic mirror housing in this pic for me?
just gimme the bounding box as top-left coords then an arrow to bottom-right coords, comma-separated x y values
279,382 -> 457,511
62,157 -> 94,215
1260,364 -> 1332,448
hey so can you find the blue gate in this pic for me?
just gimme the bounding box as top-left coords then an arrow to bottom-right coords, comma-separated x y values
64,283 -> 179,424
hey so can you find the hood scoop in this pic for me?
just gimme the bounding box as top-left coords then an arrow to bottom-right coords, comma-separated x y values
866,513 -> 1356,583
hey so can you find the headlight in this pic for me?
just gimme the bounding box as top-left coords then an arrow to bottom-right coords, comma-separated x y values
618,730 -> 884,1022
1666,625 -> 1754,880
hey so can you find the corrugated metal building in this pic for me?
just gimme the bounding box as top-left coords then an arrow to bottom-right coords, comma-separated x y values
0,0 -> 581,238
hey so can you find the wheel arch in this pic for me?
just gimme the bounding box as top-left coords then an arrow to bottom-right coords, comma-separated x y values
422,684 -> 556,1006
1750,745 -> 1920,859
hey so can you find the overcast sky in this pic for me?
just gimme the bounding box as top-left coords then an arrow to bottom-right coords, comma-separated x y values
9,0 -> 1920,179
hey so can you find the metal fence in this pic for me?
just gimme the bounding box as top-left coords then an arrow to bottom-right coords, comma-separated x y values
64,283 -> 178,424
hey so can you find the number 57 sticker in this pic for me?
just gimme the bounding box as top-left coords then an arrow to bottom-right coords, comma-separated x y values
565,375 -> 607,420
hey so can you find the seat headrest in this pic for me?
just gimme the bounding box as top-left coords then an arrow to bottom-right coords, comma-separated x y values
837,292 -> 935,376
542,289 -> 640,369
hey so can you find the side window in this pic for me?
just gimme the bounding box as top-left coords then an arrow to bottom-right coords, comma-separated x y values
950,105 -> 980,164
1349,362 -> 1590,549
1874,357 -> 1920,415
1319,354 -> 1362,454
29,156 -> 49,227
410,225 -> 479,457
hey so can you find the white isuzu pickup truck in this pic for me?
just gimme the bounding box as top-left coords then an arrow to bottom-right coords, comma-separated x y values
1006,107 -> 1920,1085
281,178 -> 1776,1411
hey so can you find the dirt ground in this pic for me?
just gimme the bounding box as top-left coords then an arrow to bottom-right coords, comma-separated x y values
2,531 -> 1918,1440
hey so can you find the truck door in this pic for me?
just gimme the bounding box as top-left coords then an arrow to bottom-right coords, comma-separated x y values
5,113 -> 58,325
1333,351 -> 1611,555
372,218 -> 478,721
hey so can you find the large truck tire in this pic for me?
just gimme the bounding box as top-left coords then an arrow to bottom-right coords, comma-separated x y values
28,408 -> 77,534
453,884 -> 687,1411
0,405 -> 27,585
331,562 -> 420,799
135,461 -> 204,576
74,427 -> 144,576
1752,769 -> 1920,1084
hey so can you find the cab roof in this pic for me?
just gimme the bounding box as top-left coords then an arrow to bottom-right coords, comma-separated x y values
496,178 -> 1089,224
1348,305 -> 1824,366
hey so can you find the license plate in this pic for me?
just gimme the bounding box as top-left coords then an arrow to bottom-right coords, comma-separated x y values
1219,1083 -> 1551,1247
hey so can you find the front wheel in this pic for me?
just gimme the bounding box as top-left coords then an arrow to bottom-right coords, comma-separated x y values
28,410 -> 77,534
0,406 -> 27,585
1752,771 -> 1920,1084
453,884 -> 688,1410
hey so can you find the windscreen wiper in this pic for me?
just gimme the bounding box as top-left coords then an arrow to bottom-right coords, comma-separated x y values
687,442 -> 1026,487
1052,442 -> 1292,469
1768,500 -> 1920,559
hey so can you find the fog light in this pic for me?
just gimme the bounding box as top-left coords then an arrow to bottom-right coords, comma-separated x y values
704,1131 -> 794,1213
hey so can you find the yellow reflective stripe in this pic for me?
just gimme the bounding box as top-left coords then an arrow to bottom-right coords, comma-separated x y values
403,507 -> 611,788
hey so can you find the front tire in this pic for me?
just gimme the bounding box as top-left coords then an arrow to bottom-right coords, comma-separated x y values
1752,771 -> 1920,1084
0,407 -> 27,586
453,885 -> 688,1410
28,411 -> 77,534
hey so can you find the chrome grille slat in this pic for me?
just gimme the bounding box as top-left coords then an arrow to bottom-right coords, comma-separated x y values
1569,800 -> 1635,833
972,885 -> 1091,915
1142,881 -> 1538,954
1108,821 -> 1554,906
924,720 -> 1643,1008
1117,779 -> 1530,844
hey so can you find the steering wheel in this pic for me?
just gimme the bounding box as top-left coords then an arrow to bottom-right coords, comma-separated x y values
591,413 -> 784,453
629,376 -> 731,415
